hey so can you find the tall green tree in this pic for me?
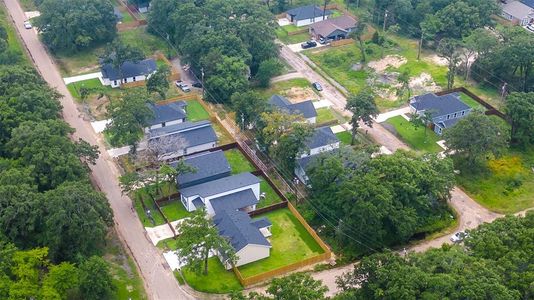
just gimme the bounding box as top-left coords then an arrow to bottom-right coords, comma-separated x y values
409,110 -> 433,143
437,38 -> 460,90
175,208 -> 236,275
105,90 -> 154,149
256,58 -> 283,88
79,256 -> 115,300
35,0 -> 117,52
146,65 -> 170,100
443,110 -> 509,168
205,55 -> 249,103
505,92 -> 534,146
231,91 -> 268,129
349,22 -> 368,63
345,90 -> 379,145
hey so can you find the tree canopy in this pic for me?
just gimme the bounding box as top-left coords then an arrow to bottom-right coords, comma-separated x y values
505,92 -> 534,147
35,0 -> 117,52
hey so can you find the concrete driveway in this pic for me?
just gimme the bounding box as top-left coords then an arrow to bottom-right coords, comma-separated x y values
287,41 -> 327,53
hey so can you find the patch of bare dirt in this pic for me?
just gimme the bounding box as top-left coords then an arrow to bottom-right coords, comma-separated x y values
368,55 -> 407,73
424,54 -> 448,66
84,94 -> 110,121
409,72 -> 441,94
282,87 -> 318,103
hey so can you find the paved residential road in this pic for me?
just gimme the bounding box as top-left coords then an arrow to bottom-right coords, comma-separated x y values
3,1 -> 194,299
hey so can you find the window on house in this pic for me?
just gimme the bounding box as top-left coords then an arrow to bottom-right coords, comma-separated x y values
162,122 -> 166,127
447,114 -> 451,120
113,80 -> 117,86
133,76 -> 136,82
462,111 -> 465,116
454,113 -> 457,118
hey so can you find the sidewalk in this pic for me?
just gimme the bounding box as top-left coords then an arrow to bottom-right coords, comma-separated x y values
63,71 -> 102,85
374,106 -> 411,123
145,219 -> 188,246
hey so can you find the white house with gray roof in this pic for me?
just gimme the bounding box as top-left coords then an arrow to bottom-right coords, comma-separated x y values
286,5 -> 332,27
295,126 -> 340,183
146,120 -> 218,160
269,95 -> 317,124
100,58 -> 157,88
501,1 -> 534,26
145,101 -> 187,132
409,92 -> 472,135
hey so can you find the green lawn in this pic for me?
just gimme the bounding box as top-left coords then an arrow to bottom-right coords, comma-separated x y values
275,25 -> 310,44
133,192 -> 166,227
336,131 -> 352,145
238,208 -> 324,277
213,122 -> 234,145
182,257 -> 242,293
66,78 -> 110,99
186,100 -> 210,121
316,107 -> 338,124
156,237 -> 178,251
224,149 -> 256,174
384,116 -> 443,153
255,78 -> 314,100
160,201 -> 191,222
0,6 -> 26,63
120,10 -> 135,24
457,149 -> 534,214
118,28 -> 177,57
258,178 -> 283,208
459,92 -> 485,110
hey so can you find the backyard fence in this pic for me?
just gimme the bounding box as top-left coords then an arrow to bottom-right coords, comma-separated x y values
233,200 -> 332,287
436,87 -> 509,122
331,39 -> 354,47
288,28 -> 309,36
121,80 -> 146,88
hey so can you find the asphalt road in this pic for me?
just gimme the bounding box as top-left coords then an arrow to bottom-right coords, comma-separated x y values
3,1 -> 194,299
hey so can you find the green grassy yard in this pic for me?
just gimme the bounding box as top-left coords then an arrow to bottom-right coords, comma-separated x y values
275,24 -> 310,44
316,107 -> 338,124
459,92 -> 485,110
212,122 -> 234,145
133,192 -> 166,227
457,149 -> 534,214
384,116 -> 443,153
66,78 -> 111,99
160,201 -> 190,222
182,257 -> 242,293
258,178 -> 283,208
186,100 -> 210,121
238,208 -> 324,277
336,131 -> 352,145
224,149 -> 256,174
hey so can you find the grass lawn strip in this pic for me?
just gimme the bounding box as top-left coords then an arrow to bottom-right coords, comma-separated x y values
185,100 -> 210,121
457,149 -> 534,214
237,208 -> 324,278
160,201 -> 191,222
384,116 -> 442,153
258,177 -> 283,208
182,257 -> 242,293
336,131 -> 352,145
459,92 -> 485,110
316,107 -> 337,124
224,149 -> 256,174
66,78 -> 110,99
212,122 -> 234,145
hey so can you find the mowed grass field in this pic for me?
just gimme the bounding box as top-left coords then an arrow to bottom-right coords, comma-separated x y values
384,116 -> 443,153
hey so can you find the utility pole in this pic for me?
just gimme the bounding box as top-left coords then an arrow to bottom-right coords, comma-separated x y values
381,10 -> 388,58
417,29 -> 424,61
501,82 -> 508,101
382,9 -> 388,32
201,67 -> 205,100
241,112 -> 245,130
322,0 -> 328,20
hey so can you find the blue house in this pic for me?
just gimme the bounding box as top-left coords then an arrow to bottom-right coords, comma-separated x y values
174,150 -> 231,188
100,58 -> 157,88
269,95 -> 317,124
295,126 -> 340,183
409,93 -> 472,135
146,101 -> 187,132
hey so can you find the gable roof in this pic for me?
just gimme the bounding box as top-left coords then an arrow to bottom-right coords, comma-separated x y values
410,93 -> 471,119
214,210 -> 271,252
306,126 -> 339,149
175,150 -> 231,188
210,189 -> 258,213
250,217 -> 272,229
147,101 -> 187,126
286,5 -> 331,21
148,120 -> 218,151
269,95 -> 317,119
503,1 -> 534,19
101,58 -> 157,81
180,172 -> 260,198
310,15 -> 357,37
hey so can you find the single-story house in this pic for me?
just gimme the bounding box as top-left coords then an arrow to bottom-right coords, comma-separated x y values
147,120 -> 218,160
214,210 -> 272,269
179,172 -> 260,215
100,58 -> 157,88
269,95 -> 317,124
309,15 -> 357,41
295,126 -> 340,183
174,150 -> 231,189
409,93 -> 472,135
145,101 -> 187,132
501,0 -> 534,26
286,5 -> 332,27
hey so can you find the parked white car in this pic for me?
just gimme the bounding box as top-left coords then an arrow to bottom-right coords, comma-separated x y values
450,231 -> 468,243
175,81 -> 191,92
23,21 -> 32,29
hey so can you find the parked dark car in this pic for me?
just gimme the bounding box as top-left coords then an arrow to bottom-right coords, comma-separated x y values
301,40 -> 317,49
312,82 -> 323,91
192,82 -> 203,88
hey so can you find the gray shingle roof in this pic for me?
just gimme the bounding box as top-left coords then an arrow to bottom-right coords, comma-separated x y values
101,58 -> 157,81
287,5 -> 332,21
310,15 -> 357,37
410,93 -> 470,119
148,120 -> 217,149
306,126 -> 339,149
250,217 -> 272,229
503,1 -> 534,19
180,172 -> 260,198
213,210 -> 271,251
175,150 -> 231,188
522,0 -> 534,8
210,189 -> 258,213
269,95 -> 317,119
147,101 -> 187,126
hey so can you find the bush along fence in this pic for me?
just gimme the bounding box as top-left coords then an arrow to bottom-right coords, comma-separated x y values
436,87 -> 510,123
233,200 -> 332,288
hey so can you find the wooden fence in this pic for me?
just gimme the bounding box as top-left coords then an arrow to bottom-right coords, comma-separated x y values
288,28 -> 309,36
122,80 -> 146,88
233,200 -> 332,287
436,87 -> 509,122
331,38 -> 354,47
